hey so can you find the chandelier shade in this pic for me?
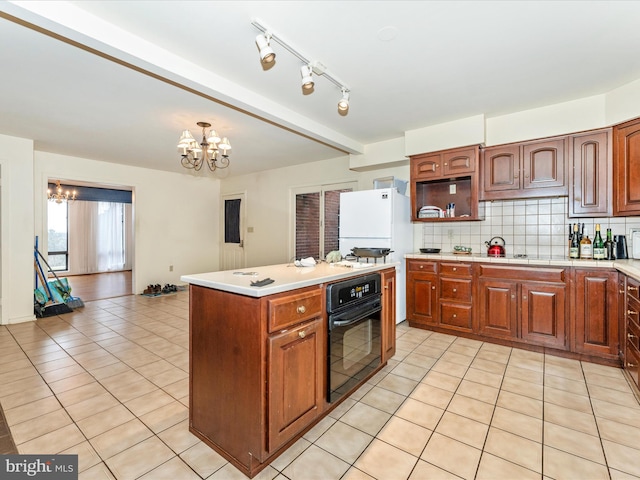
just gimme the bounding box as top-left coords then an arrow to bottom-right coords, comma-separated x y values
178,121 -> 231,172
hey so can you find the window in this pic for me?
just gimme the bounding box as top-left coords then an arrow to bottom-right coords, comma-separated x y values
293,182 -> 356,260
47,201 -> 69,271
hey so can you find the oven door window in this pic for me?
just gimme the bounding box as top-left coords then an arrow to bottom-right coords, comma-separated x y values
328,304 -> 381,402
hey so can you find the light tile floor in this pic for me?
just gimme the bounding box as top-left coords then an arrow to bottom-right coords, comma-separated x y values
2,291 -> 640,479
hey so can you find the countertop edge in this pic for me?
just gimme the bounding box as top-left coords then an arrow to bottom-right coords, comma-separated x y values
181,262 -> 399,297
405,253 -> 640,280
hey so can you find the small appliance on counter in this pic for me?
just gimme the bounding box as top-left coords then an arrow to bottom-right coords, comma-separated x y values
632,229 -> 640,259
615,235 -> 629,259
485,236 -> 506,257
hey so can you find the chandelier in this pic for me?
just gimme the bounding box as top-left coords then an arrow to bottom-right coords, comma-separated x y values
47,180 -> 77,204
177,121 -> 232,172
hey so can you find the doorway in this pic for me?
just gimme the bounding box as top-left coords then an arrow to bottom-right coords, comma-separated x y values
221,192 -> 246,270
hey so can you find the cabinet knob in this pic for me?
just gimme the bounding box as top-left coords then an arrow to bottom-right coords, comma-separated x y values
628,310 -> 638,316
524,173 -> 529,179
453,288 -> 457,293
431,286 -> 436,290
453,267 -> 457,271
511,294 -> 516,299
299,330 -> 306,338
297,305 -> 306,314
444,163 -> 448,166
620,289 -> 626,294
452,314 -> 457,318
628,333 -> 637,340
419,265 -> 424,269
629,285 -> 639,293
514,173 -> 519,179
627,362 -> 637,368
523,295 -> 528,300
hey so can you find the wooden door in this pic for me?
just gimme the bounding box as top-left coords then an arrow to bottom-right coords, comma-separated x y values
522,137 -> 567,196
406,272 -> 438,327
569,129 -> 612,217
381,269 -> 396,362
480,144 -> 521,198
574,269 -> 619,357
442,146 -> 477,176
614,118 -> 640,215
520,283 -> 566,349
411,152 -> 443,179
477,279 -> 518,339
267,319 -> 322,453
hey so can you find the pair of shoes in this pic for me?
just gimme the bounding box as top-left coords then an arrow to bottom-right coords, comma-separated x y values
143,284 -> 162,295
162,284 -> 177,294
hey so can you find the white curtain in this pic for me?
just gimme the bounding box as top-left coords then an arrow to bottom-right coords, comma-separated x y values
68,201 -> 132,274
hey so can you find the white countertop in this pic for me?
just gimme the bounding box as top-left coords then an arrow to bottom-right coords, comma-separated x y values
181,261 -> 398,297
405,252 -> 640,280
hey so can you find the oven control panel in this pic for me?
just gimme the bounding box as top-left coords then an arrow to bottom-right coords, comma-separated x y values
327,273 -> 381,312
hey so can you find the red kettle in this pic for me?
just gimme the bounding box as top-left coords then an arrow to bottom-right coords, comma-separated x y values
485,236 -> 506,257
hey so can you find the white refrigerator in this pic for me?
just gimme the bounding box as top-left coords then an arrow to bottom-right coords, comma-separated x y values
339,188 -> 412,323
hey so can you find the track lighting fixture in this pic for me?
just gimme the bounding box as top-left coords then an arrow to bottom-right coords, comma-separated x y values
338,88 -> 350,112
255,33 -> 276,64
300,64 -> 314,91
251,18 -> 351,114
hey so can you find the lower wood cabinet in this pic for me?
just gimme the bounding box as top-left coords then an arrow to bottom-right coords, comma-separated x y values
268,318 -> 323,453
478,265 -> 567,349
381,268 -> 397,362
406,260 -> 438,327
573,269 -> 619,359
624,275 -> 640,389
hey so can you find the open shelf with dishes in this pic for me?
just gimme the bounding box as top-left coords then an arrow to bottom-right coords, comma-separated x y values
410,145 -> 481,222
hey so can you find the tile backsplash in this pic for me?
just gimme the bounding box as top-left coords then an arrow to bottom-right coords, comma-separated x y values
420,198 -> 640,258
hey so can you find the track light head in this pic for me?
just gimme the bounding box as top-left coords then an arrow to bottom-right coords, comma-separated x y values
338,89 -> 350,112
300,64 -> 314,91
256,33 -> 276,64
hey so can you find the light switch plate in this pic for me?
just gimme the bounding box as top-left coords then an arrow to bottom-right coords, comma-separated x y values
449,184 -> 456,194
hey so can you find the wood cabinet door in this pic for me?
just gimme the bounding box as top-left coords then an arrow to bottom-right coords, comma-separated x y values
477,279 -> 518,339
381,269 -> 396,363
522,138 -> 567,196
442,146 -> 477,176
520,283 -> 566,349
267,319 -> 322,453
574,269 -> 619,357
406,272 -> 438,327
570,130 -> 612,217
614,118 -> 640,215
411,152 -> 443,180
481,144 -> 521,198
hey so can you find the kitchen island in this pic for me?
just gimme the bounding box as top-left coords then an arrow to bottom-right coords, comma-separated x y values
181,262 -> 397,478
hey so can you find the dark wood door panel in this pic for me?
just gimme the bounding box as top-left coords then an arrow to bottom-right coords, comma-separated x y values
521,284 -> 566,349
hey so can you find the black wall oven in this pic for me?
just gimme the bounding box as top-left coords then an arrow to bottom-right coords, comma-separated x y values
326,273 -> 382,403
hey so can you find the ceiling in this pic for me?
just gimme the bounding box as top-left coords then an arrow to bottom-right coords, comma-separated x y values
1,1 -> 640,178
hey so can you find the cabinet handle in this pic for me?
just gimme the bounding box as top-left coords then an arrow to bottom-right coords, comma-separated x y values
629,285 -> 639,293
628,310 -> 638,316
627,362 -> 637,368
299,330 -> 306,338
620,289 -> 626,294
628,333 -> 637,340
297,305 -> 306,314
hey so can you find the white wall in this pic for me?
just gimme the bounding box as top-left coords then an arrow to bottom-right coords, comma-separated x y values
220,155 -> 411,267
34,152 -> 221,296
0,134 -> 36,324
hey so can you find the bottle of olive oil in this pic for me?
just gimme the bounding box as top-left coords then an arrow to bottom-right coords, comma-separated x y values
593,224 -> 605,260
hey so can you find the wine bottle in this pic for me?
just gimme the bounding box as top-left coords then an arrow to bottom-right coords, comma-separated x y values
593,224 -> 605,260
580,232 -> 593,259
569,223 -> 580,259
605,228 -> 615,260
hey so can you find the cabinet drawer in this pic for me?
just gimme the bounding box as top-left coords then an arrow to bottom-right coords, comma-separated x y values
627,317 -> 640,352
268,287 -> 323,333
408,260 -> 437,273
625,339 -> 640,388
628,277 -> 640,302
628,295 -> 640,325
440,303 -> 472,331
440,262 -> 472,277
478,264 -> 565,283
440,278 -> 472,302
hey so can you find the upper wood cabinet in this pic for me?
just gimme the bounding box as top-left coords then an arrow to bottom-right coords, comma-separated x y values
410,145 -> 481,222
614,118 -> 640,216
480,137 -> 568,200
569,129 -> 612,218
